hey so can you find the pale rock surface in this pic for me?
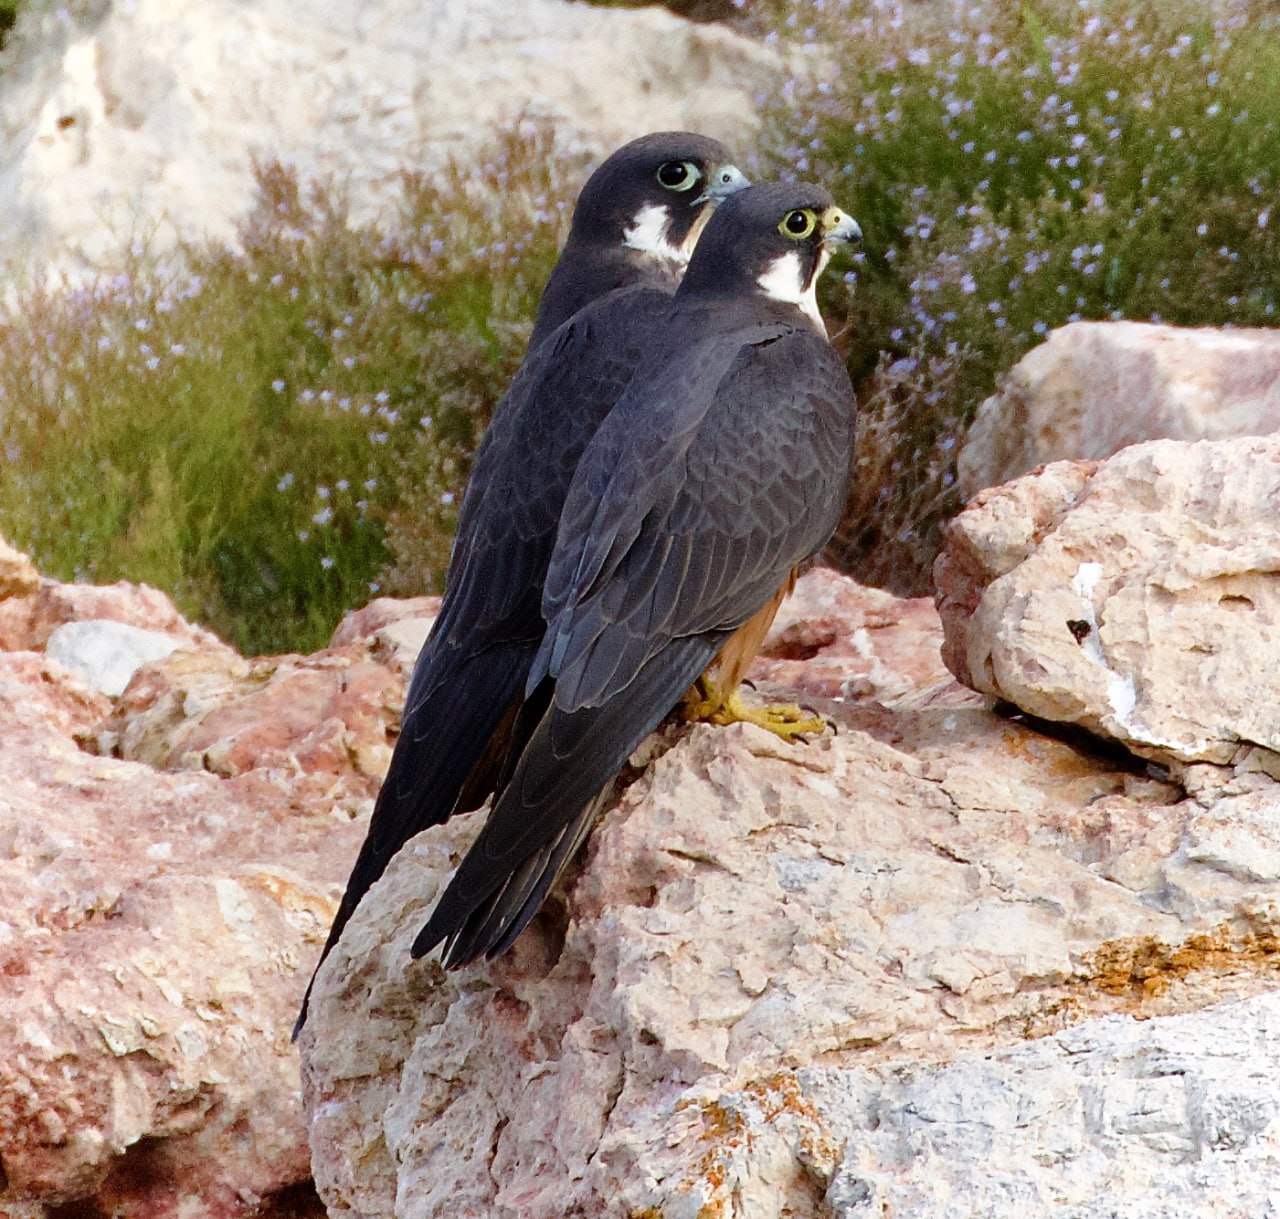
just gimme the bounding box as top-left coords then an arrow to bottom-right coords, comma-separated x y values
936,434 -> 1280,766
45,618 -> 184,696
7,520 -> 1280,1218
957,321 -> 1280,497
299,551 -> 1280,1216
0,568 -> 228,653
0,0 -> 783,285
0,537 -> 398,1217
752,565 -> 957,707
804,990 -> 1280,1217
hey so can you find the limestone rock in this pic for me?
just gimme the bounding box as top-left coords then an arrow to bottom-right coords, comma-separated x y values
0,0 -> 782,285
957,321 -> 1280,497
0,559 -> 399,1216
327,594 -> 439,680
809,990 -> 1280,1217
0,562 -> 227,654
45,618 -> 184,696
9,535 -> 1280,1217
754,565 -> 960,708
299,563 -> 1280,1216
937,434 -> 1280,766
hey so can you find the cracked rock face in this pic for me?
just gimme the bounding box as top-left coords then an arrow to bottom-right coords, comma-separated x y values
957,321 -> 1280,498
300,558 -> 1280,1217
0,539 -> 419,1218
936,433 -> 1280,767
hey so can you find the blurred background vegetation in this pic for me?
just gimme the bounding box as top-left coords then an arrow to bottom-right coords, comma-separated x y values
0,0 -> 20,48
2,0 -> 1279,654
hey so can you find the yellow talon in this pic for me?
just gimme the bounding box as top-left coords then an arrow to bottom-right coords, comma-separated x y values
681,676 -> 825,742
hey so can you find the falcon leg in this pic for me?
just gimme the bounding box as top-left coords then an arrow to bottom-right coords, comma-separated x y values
681,675 -> 825,741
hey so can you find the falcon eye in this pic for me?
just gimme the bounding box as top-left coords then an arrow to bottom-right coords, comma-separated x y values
656,160 -> 700,192
779,209 -> 819,240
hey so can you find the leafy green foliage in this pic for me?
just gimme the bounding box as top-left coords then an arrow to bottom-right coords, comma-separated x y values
766,0 -> 1280,590
0,130 -> 572,654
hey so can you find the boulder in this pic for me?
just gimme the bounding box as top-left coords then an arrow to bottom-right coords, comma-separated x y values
0,569 -> 228,654
0,0 -> 782,285
0,538 -> 394,1217
957,321 -> 1280,498
299,560 -> 1280,1216
936,434 -> 1280,767
45,619 -> 184,696
8,519 -> 1280,1218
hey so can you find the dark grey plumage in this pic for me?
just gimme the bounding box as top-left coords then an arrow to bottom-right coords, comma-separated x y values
294,133 -> 745,1036
413,181 -> 861,968
531,132 -> 749,347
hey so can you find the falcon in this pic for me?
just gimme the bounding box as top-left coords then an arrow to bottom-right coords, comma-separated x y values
295,133 -> 747,1033
412,181 -> 862,968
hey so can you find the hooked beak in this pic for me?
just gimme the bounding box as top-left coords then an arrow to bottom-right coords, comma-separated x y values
820,206 -> 863,246
695,163 -> 750,205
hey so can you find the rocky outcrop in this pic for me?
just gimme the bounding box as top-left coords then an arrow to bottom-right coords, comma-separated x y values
937,434 -> 1280,767
9,464 -> 1280,1218
0,0 -> 782,285
957,321 -> 1280,497
300,510 -> 1280,1216
0,543 -> 424,1218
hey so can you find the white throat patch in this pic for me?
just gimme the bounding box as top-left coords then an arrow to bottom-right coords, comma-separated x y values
623,203 -> 687,265
756,250 -> 826,331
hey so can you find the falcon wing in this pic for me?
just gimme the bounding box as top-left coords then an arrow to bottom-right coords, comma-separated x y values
413,323 -> 855,963
296,288 -> 668,1031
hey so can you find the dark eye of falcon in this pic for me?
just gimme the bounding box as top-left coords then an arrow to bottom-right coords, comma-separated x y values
779,208 -> 819,240
656,160 -> 701,192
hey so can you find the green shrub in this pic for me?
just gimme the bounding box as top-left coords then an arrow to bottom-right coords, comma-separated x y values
0,129 -> 574,654
764,0 -> 1280,591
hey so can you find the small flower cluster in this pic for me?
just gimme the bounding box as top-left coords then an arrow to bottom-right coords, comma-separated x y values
763,0 -> 1280,590
0,125 -> 575,654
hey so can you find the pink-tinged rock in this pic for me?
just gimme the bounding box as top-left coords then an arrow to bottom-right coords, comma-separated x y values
957,321 -> 1280,497
299,562 -> 1280,1217
0,567 -> 407,1216
0,650 -> 112,738
0,572 -> 229,655
0,686 -> 349,1216
753,566 -> 963,707
937,435 -> 1280,766
99,646 -> 402,789
328,595 -> 439,681
328,596 -> 439,649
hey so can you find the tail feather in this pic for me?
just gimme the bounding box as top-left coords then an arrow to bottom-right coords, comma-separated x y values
441,786 -> 612,968
411,633 -> 725,965
293,639 -> 535,1037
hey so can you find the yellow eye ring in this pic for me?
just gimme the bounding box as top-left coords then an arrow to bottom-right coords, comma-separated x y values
779,208 -> 818,240
656,160 -> 700,192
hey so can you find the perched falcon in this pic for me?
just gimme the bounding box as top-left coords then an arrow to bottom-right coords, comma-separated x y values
412,181 -> 862,969
531,132 -> 751,346
295,133 -> 747,1034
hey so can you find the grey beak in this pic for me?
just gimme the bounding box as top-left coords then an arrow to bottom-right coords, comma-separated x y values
697,164 -> 751,205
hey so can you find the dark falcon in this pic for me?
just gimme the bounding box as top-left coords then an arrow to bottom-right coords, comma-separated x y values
294,133 -> 747,1034
412,181 -> 862,969
530,132 -> 751,347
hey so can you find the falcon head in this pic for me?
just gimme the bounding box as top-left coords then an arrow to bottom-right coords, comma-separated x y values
568,131 -> 750,267
679,181 -> 862,329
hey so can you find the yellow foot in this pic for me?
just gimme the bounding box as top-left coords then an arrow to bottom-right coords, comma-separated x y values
681,679 -> 825,742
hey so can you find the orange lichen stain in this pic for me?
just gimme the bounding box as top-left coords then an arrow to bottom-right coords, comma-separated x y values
1087,916 -> 1280,1003
1022,995 -> 1088,1040
671,1072 -> 838,1218
997,723 -> 1121,783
